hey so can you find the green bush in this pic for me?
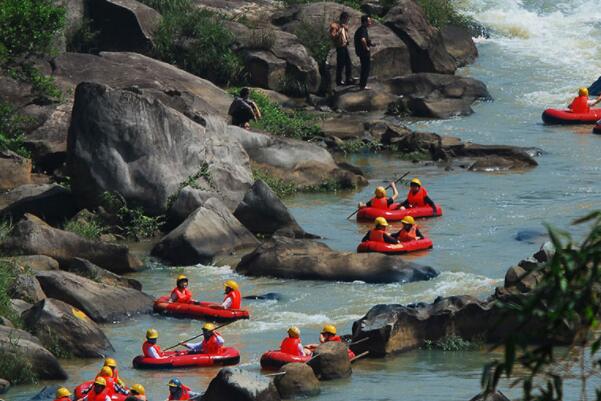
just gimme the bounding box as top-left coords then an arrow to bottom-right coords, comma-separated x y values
0,345 -> 37,384
415,0 -> 475,30
99,192 -> 163,240
0,102 -> 30,158
0,261 -> 20,325
337,138 -> 381,154
294,19 -> 331,67
252,168 -> 298,199
64,215 -> 107,240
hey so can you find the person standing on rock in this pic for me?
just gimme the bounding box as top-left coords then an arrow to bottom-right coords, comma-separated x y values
228,87 -> 261,129
181,323 -> 224,354
170,275 -> 194,304
330,12 -> 354,86
354,15 -> 373,90
362,217 -> 399,244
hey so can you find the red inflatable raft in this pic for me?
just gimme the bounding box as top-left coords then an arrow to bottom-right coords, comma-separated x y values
593,124 -> 601,134
74,382 -> 127,401
357,238 -> 433,254
132,348 -> 240,369
357,204 -> 442,222
542,108 -> 601,125
153,296 -> 249,321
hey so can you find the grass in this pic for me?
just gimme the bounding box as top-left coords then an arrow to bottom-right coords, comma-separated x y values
0,260 -> 21,325
100,192 -> 163,240
0,102 -> 31,158
253,167 -> 298,199
337,138 -> 381,154
423,335 -> 480,351
64,215 -> 107,240
415,0 -> 477,30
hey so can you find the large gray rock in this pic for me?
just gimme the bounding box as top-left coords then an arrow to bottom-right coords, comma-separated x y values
166,186 -> 216,229
0,325 -> 67,380
309,341 -> 352,380
62,258 -> 142,290
67,82 -> 253,215
274,363 -> 320,398
383,0 -> 456,74
0,184 -> 78,226
8,272 -> 46,304
236,236 -> 438,283
22,298 -> 114,358
0,151 -> 32,191
2,255 -> 59,272
35,270 -> 153,323
202,367 -> 280,401
0,214 -> 143,274
152,198 -> 259,266
330,85 -> 398,113
441,25 -> 478,68
234,180 -> 309,238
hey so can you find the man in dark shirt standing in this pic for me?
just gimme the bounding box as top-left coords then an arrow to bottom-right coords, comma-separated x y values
354,15 -> 373,90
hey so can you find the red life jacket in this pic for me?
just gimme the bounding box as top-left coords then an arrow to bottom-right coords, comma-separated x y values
170,287 -> 192,304
224,290 -> 241,309
84,388 -> 111,401
397,226 -> 418,242
570,95 -> 590,113
142,341 -> 163,358
168,385 -> 191,401
321,335 -> 342,343
280,337 -> 303,356
202,332 -> 223,354
406,187 -> 428,207
369,197 -> 389,210
368,229 -> 386,242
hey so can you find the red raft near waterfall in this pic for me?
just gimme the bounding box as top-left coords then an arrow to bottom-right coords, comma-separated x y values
260,349 -> 356,370
357,204 -> 442,222
542,108 -> 601,124
153,296 -> 250,321
132,348 -> 240,370
357,238 -> 433,254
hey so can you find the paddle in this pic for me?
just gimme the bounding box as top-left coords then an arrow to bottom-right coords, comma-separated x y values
346,171 -> 411,220
350,350 -> 369,363
348,337 -> 370,346
163,321 -> 236,351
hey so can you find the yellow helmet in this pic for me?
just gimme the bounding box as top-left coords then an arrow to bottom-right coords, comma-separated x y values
579,87 -> 589,97
410,178 -> 422,186
56,387 -> 71,398
94,377 -> 107,386
374,186 -> 386,198
203,322 -> 216,331
401,216 -> 415,225
131,384 -> 145,395
374,217 -> 389,227
288,326 -> 301,338
104,357 -> 117,368
177,274 -> 188,282
100,366 -> 113,377
146,328 -> 159,339
224,280 -> 239,291
322,324 -> 336,335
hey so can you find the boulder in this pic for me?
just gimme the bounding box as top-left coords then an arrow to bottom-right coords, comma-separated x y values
330,85 -> 398,113
88,0 -> 161,53
2,255 -> 59,272
67,82 -> 253,215
202,367 -> 281,401
10,299 -> 33,316
234,180 -> 309,238
0,151 -> 32,191
166,186 -> 215,228
0,214 -> 143,274
152,198 -> 259,266
0,317 -> 14,328
8,273 -> 46,304
468,391 -> 511,401
62,258 -> 143,290
0,325 -> 67,380
274,363 -> 320,398
0,184 -> 78,226
22,298 -> 114,358
383,0 -> 456,74
236,236 -> 438,283
35,270 -> 153,323
309,341 -> 352,380
0,378 -> 9,394
440,25 -> 478,68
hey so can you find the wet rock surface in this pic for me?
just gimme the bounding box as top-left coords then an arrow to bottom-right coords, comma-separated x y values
202,367 -> 281,401
274,363 -> 320,398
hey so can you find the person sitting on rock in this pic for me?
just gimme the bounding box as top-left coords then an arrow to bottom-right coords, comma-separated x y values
221,280 -> 241,309
182,323 -> 224,354
129,384 -> 146,401
78,377 -> 111,401
142,328 -> 165,359
392,216 -> 424,242
167,378 -> 192,401
170,274 -> 193,304
358,182 -> 398,210
228,87 -> 261,129
103,358 -> 125,387
281,326 -> 312,357
398,178 -> 437,215
362,217 -> 399,244
54,387 -> 72,401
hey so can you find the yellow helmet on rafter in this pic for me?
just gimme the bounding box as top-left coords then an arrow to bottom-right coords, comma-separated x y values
104,357 -> 117,368
375,186 -> 386,198
177,274 -> 188,282
322,324 -> 336,335
374,217 -> 389,227
131,384 -> 145,395
203,322 -> 216,331
56,387 -> 71,398
224,280 -> 239,291
410,178 -> 422,186
579,87 -> 589,97
100,366 -> 113,377
94,377 -> 107,386
401,216 -> 415,225
146,328 -> 159,339
288,326 -> 301,338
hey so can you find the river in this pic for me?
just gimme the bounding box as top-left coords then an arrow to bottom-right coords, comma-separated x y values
11,0 -> 601,400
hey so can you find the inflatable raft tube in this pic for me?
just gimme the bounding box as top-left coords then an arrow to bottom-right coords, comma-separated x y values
260,348 -> 356,370
74,382 -> 127,401
542,108 -> 601,125
153,296 -> 250,321
132,348 -> 240,370
357,238 -> 433,254
357,204 -> 442,222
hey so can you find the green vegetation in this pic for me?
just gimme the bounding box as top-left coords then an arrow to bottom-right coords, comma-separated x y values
281,0 -> 361,10
40,328 -> 73,359
0,102 -> 31,158
415,0 -> 476,30
252,167 -> 299,199
140,0 -> 244,85
0,220 -> 13,242
64,214 -> 107,240
99,192 -> 163,240
0,337 -> 36,384
423,335 -> 480,351
0,260 -> 21,325
337,138 -> 381,154
481,211 -> 601,401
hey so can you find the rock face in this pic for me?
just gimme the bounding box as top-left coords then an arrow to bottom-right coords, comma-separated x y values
274,363 -> 320,398
35,270 -> 153,323
0,151 -> 32,191
152,198 -> 259,266
22,298 -> 114,358
330,86 -> 398,113
0,325 -> 67,380
8,273 -> 46,304
3,255 -> 59,272
202,367 -> 281,401
236,237 -> 438,283
63,258 -> 142,290
67,82 -> 253,215
234,180 -> 309,238
0,184 -> 78,226
309,341 -> 352,380
383,0 -> 456,74
0,214 -> 143,274
441,25 -> 478,68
